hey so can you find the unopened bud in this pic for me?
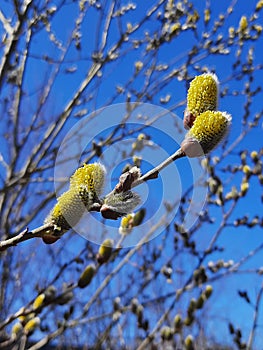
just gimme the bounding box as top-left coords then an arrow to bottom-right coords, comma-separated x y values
131,298 -> 139,314
242,165 -> 251,174
11,322 -> 23,338
57,291 -> 74,305
238,16 -> 248,33
196,295 -> 206,309
33,294 -> 45,310
250,151 -> 258,161
78,264 -> 96,288
184,315 -> 194,326
160,326 -> 173,341
133,208 -> 146,226
256,0 -> 263,11
44,285 -> 57,302
240,181 -> 249,195
97,239 -> 114,264
102,191 -> 140,218
184,335 -> 194,350
24,317 -> 40,335
136,304 -> 144,322
188,298 -> 197,313
119,214 -> 134,234
204,285 -> 213,299
174,314 -> 183,332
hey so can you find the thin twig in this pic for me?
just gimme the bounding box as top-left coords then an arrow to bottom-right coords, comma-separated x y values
0,224 -> 53,252
26,217 -> 168,350
247,283 -> 263,350
132,148 -> 185,188
0,148 -> 185,251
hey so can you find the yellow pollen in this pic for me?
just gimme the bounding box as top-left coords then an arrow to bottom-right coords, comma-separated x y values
187,110 -> 231,154
187,73 -> 219,117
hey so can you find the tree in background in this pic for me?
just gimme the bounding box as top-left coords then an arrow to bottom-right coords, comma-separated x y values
0,0 -> 263,349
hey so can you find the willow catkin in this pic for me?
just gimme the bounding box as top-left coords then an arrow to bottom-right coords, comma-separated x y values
44,163 -> 106,232
181,111 -> 232,157
184,73 -> 219,129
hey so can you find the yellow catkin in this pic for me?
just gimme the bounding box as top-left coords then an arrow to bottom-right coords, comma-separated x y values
250,151 -> 258,159
24,317 -> 40,334
33,294 -> 45,309
241,181 -> 249,194
184,335 -> 194,350
44,163 -> 106,232
181,111 -> 231,157
204,9 -> 210,23
242,165 -> 251,174
256,0 -> 263,11
45,188 -> 87,230
70,163 -> 106,196
190,111 -> 229,141
11,322 -> 23,337
186,73 -> 219,117
204,285 -> 213,298
239,16 -> 248,32
119,214 -> 134,235
135,61 -> 143,72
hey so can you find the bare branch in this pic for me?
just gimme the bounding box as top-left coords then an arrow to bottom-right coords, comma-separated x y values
132,148 -> 185,188
0,10 -> 12,35
247,283 -> 263,350
0,224 -> 53,252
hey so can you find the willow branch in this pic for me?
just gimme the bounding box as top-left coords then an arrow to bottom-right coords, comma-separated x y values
0,224 -> 53,252
0,148 -> 185,252
247,283 -> 263,350
132,148 -> 185,188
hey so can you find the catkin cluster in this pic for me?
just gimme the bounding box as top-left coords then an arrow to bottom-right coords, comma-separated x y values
44,163 -> 106,233
44,163 -> 140,242
43,72 -> 231,243
181,73 -> 232,157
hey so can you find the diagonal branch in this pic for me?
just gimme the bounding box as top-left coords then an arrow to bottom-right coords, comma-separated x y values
132,148 -> 185,187
247,283 -> 263,350
0,148 -> 185,252
0,224 -> 53,252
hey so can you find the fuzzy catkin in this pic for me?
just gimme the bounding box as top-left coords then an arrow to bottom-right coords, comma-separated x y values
181,111 -> 232,157
44,163 -> 106,232
187,73 -> 219,116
